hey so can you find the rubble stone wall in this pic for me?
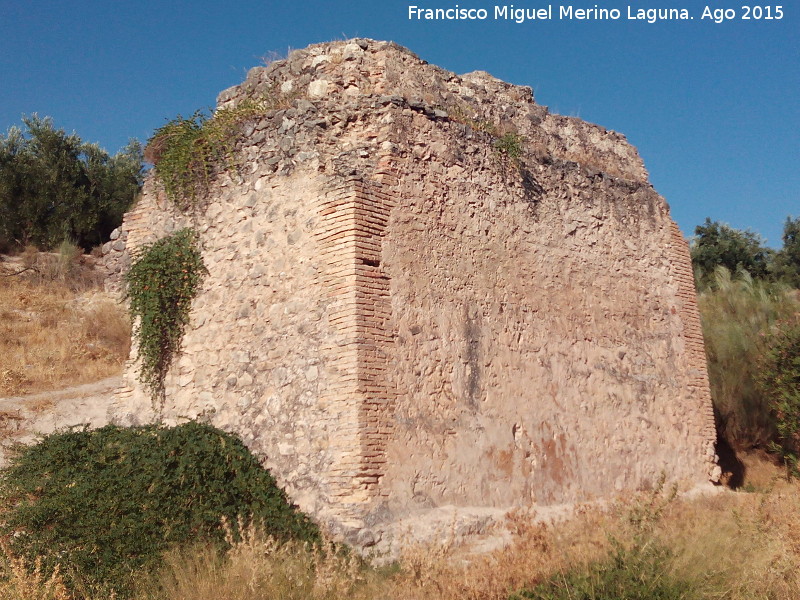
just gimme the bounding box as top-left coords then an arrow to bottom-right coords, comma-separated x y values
104,39 -> 718,543
375,106 -> 716,515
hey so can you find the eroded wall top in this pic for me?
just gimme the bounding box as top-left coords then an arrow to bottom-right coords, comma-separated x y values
216,39 -> 649,183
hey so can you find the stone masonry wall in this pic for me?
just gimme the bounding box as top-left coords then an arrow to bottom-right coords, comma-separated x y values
105,39 -> 718,544
110,171 -> 396,528
373,106 -> 717,515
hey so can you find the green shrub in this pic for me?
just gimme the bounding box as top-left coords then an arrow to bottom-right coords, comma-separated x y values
698,267 -> 798,450
125,228 -> 207,402
0,422 -> 319,596
759,314 -> 800,477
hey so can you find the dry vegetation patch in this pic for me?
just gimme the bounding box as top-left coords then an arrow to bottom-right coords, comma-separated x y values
394,482 -> 797,600
0,457 -> 796,600
0,251 -> 130,396
0,545 -> 70,600
127,476 -> 798,600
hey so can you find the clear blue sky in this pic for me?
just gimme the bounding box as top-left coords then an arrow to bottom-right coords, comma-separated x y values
1,0 -> 797,246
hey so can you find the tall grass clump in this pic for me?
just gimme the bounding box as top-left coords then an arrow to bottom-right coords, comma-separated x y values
0,422 -> 318,597
148,530 -> 367,600
698,266 -> 799,450
511,480 -> 697,600
0,544 -> 70,600
759,313 -> 800,476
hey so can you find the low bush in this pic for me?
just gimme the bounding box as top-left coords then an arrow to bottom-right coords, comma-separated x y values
0,422 -> 318,597
510,542 -> 695,600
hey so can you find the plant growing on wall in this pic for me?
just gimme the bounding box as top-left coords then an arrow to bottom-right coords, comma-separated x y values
494,132 -> 525,162
146,93 -> 294,207
125,228 -> 207,402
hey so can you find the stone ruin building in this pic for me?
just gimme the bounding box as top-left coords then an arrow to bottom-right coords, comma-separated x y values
102,39 -> 720,548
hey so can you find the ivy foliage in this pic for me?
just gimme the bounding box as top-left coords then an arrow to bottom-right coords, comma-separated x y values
145,111 -> 208,207
0,422 -> 319,596
146,97 -> 283,206
125,228 -> 207,400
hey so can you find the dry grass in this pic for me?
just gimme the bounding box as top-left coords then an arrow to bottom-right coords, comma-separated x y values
0,543 -> 70,600
662,476 -> 800,599
131,461 -> 800,600
0,252 -> 130,397
389,507 -> 615,600
137,530 -> 378,600
0,458 -> 797,600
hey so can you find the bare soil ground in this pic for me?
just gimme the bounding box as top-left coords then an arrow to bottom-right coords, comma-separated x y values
0,375 -> 121,467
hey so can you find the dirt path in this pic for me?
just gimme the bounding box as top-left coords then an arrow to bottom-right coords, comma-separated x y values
0,376 -> 122,467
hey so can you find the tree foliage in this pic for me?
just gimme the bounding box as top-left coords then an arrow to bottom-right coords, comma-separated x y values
691,218 -> 772,284
771,216 -> 800,287
691,217 -> 800,290
0,115 -> 143,251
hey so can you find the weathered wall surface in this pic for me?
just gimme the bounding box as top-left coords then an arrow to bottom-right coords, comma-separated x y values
376,110 -> 715,513
108,171 -> 395,528
105,39 -> 718,544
